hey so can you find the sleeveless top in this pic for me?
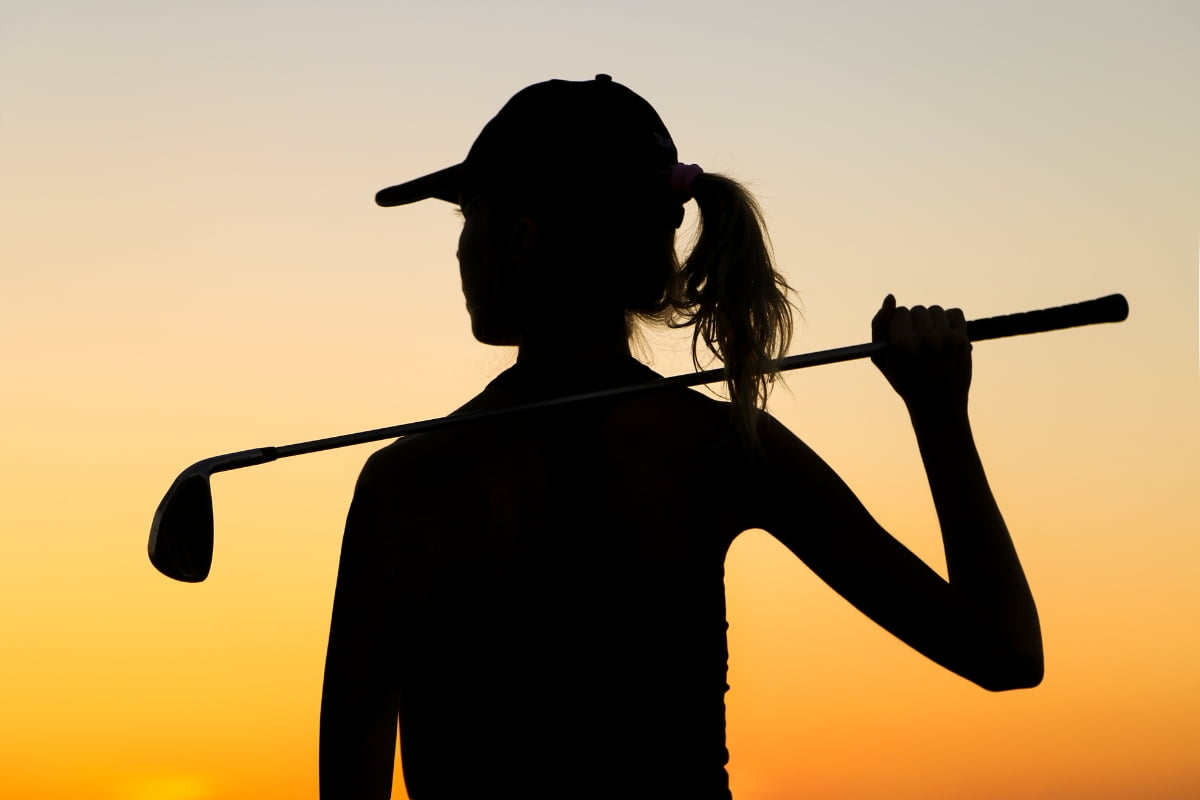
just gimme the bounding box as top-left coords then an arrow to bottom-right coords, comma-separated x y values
373,357 -> 744,799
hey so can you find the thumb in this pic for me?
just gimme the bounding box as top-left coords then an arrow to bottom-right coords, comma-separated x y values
872,294 -> 896,343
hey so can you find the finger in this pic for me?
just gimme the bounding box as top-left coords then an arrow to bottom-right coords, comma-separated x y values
947,306 -> 966,335
926,305 -> 959,351
889,304 -> 914,349
907,305 -> 931,343
928,304 -> 948,333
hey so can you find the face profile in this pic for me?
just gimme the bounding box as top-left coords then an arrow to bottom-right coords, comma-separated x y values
455,194 -> 540,347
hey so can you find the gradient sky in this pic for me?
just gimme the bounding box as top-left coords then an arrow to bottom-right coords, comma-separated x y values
2,2 -> 1198,798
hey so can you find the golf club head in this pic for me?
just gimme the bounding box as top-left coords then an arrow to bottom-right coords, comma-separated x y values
148,448 -> 278,582
148,469 -> 215,582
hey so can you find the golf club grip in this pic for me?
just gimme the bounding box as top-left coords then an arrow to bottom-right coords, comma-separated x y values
964,294 -> 1128,342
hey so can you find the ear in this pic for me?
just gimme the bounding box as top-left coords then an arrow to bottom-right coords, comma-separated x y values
511,215 -> 540,258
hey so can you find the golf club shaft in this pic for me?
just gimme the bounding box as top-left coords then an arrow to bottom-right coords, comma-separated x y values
203,294 -> 1129,472
148,293 -> 1128,582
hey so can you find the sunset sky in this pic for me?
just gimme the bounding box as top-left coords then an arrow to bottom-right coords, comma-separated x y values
2,1 -> 1198,798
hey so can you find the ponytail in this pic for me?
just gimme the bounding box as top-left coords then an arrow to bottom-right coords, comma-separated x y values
667,172 -> 794,445
557,168 -> 792,445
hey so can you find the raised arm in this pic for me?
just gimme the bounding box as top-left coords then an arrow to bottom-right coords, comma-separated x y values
756,296 -> 1043,691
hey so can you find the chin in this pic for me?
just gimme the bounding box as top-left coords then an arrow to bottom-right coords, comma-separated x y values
469,311 -> 522,347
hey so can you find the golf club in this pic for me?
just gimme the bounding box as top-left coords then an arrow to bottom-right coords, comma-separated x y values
149,293 -> 1129,583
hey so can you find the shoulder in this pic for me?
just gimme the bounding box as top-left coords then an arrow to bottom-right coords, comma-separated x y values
352,426 -> 475,510
355,374 -> 515,487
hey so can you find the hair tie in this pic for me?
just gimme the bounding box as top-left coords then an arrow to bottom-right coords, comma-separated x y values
670,162 -> 703,201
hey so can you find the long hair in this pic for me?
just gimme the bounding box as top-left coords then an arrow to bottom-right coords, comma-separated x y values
628,172 -> 794,446
518,170 -> 793,446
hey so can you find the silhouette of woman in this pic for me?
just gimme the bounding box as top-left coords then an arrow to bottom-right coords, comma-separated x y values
319,75 -> 1043,800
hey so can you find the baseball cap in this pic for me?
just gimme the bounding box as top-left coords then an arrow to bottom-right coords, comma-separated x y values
375,75 -> 680,210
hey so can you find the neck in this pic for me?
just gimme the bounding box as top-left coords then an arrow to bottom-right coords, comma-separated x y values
516,313 -> 632,366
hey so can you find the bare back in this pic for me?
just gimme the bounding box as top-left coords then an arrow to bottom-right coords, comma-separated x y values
339,357 -> 755,799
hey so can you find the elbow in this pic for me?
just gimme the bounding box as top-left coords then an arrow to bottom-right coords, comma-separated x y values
976,650 -> 1044,692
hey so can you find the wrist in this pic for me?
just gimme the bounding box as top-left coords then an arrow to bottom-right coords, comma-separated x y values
907,401 -> 971,432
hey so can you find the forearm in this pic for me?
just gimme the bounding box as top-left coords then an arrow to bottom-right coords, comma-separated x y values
909,405 -> 1043,689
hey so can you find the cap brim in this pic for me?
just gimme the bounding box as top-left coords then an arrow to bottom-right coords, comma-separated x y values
375,164 -> 462,207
